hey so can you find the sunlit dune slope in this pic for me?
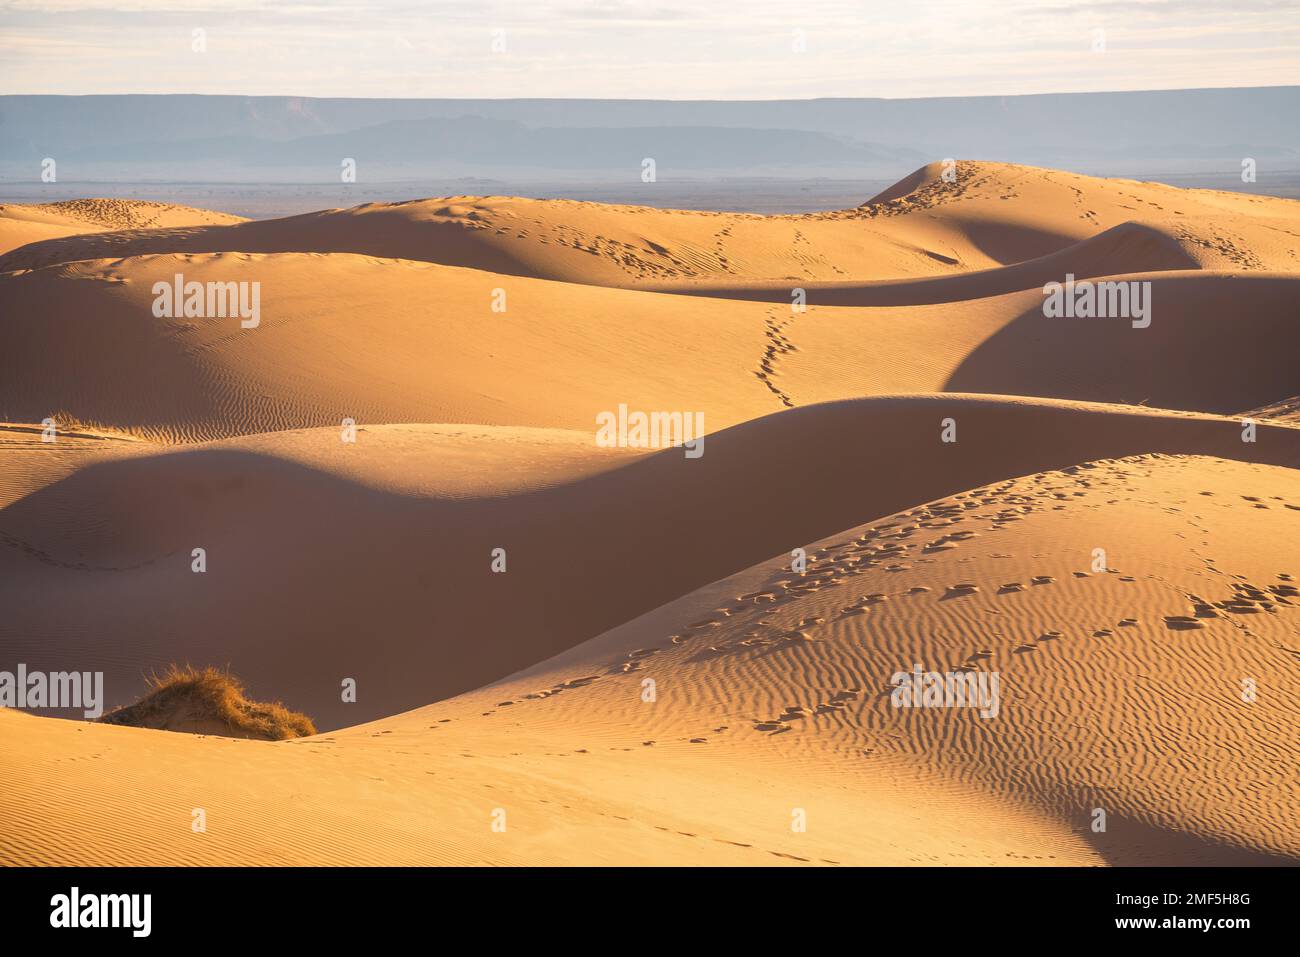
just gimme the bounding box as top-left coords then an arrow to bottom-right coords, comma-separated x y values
638,220 -> 1205,305
2,396 -> 1299,730
2,451 -> 1295,866
3,162 -> 1296,284
0,199 -> 244,256
1,161 -> 1298,870
1,253 -> 1297,445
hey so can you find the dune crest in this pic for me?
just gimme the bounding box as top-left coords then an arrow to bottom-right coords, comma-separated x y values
3,452 -> 1295,865
0,199 -> 244,256
1,161 -> 1297,867
4,162 -> 1297,283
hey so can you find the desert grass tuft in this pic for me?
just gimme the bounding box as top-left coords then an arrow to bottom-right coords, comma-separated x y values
101,664 -> 316,740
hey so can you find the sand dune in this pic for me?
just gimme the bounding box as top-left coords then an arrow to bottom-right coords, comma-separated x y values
1,161 -> 1297,867
0,199 -> 244,256
1,255 -> 1296,445
1248,395 -> 1300,425
4,162 -> 1296,284
2,450 -> 1294,865
3,395 -> 1299,732
638,221 -> 1206,305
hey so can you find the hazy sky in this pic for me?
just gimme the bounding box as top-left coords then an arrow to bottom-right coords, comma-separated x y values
2,0 -> 1299,99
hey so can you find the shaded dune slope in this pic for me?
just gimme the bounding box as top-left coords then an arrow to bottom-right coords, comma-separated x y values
3,396 -> 1299,729
1,161 -> 1298,868
3,162 -> 1296,285
0,199 -> 245,256
1,450 -> 1295,866
0,255 -> 1296,445
638,221 -> 1205,305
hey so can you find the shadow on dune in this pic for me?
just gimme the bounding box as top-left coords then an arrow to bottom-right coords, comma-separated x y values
3,395 -> 1300,730
945,273 -> 1300,414
642,222 -> 1201,306
0,211 -> 540,278
1085,813 -> 1297,866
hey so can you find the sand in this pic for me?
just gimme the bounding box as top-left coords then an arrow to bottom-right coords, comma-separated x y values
1,162 -> 1297,866
0,199 -> 245,256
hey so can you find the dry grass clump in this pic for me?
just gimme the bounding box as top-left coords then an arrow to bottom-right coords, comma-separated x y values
100,664 -> 316,740
41,410 -> 152,442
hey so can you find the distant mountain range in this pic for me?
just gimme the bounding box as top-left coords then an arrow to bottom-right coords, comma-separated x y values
2,88 -> 1297,181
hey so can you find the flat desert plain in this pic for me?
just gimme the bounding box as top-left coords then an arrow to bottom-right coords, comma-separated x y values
0,161 -> 1297,866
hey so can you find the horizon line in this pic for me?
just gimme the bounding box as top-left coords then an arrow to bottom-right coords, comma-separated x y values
5,83 -> 1298,104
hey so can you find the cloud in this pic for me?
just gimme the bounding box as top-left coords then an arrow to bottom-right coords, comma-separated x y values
1,0 -> 1297,96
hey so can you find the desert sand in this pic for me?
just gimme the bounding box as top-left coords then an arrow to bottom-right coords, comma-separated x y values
1,163 -> 1297,866
0,199 -> 245,256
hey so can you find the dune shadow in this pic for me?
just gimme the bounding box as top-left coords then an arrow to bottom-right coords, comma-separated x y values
1084,813 -> 1296,866
3,396 -> 1300,731
944,273 -> 1300,414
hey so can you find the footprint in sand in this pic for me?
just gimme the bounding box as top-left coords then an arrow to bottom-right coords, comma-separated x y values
998,582 -> 1025,594
782,630 -> 820,646
842,594 -> 886,615
770,851 -> 811,862
943,583 -> 980,599
1031,575 -> 1056,586
1163,615 -> 1205,630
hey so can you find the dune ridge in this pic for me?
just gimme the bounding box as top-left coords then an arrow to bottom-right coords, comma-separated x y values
3,395 -> 1298,729
0,199 -> 245,256
3,449 -> 1295,865
1,161 -> 1297,867
3,162 -> 1297,283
